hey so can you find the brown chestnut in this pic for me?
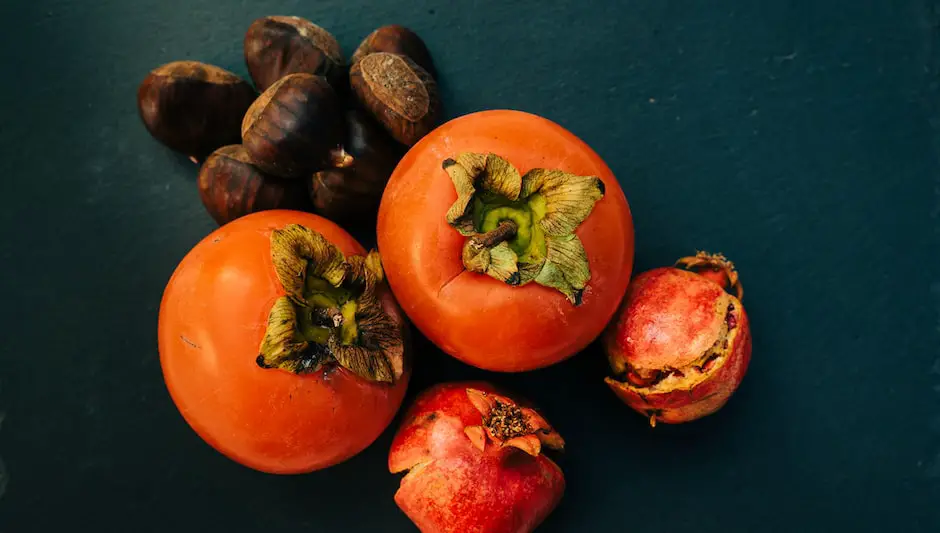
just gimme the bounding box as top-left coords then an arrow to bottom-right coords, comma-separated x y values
351,25 -> 437,79
309,109 -> 402,225
198,145 -> 312,225
244,16 -> 345,93
241,73 -> 344,178
137,61 -> 257,159
349,53 -> 441,146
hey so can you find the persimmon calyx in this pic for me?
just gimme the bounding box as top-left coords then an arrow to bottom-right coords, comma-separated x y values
256,224 -> 403,383
675,251 -> 744,301
443,152 -> 605,305
462,388 -> 565,456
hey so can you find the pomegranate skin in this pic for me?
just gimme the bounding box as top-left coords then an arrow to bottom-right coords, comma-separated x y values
603,263 -> 752,425
389,382 -> 565,533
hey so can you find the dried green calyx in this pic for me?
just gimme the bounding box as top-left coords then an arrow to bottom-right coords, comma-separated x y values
257,224 -> 403,383
444,152 -> 605,304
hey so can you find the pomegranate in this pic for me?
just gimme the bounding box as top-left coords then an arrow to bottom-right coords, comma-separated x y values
603,252 -> 752,426
389,382 -> 565,533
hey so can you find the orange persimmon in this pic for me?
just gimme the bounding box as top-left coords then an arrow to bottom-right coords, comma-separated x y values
377,110 -> 634,371
158,210 -> 410,474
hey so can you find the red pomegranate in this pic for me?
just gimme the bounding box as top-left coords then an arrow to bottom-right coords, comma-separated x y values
604,252 -> 752,425
389,382 -> 565,533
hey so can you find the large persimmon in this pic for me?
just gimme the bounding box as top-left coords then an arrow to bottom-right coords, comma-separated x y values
377,110 -> 634,371
158,210 -> 410,474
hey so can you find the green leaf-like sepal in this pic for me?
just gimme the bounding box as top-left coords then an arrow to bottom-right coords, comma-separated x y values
271,224 -> 347,305
534,234 -> 591,304
521,169 -> 605,236
258,225 -> 404,382
443,152 -> 606,304
257,296 -> 318,373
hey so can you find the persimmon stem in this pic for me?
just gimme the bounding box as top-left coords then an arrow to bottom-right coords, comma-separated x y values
461,220 -> 520,275
311,307 -> 344,328
472,220 -> 518,248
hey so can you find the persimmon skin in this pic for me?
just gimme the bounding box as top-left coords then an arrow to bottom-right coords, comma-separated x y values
377,110 -> 634,371
158,210 -> 410,474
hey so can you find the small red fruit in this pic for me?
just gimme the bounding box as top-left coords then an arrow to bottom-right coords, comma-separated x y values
603,252 -> 752,426
389,382 -> 565,533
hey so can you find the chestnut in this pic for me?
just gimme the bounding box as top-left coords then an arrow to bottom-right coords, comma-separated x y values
241,73 -> 344,178
350,25 -> 437,79
349,52 -> 441,146
198,145 -> 312,225
309,109 -> 402,225
244,16 -> 346,93
137,61 -> 257,159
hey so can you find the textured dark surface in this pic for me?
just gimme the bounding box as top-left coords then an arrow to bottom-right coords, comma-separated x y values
1,0 -> 938,531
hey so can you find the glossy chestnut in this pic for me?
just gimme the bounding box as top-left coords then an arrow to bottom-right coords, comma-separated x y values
197,145 -> 312,225
241,73 -> 344,178
309,109 -> 401,225
350,52 -> 441,146
137,61 -> 257,159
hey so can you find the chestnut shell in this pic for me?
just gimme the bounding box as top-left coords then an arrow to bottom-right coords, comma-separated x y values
349,53 -> 441,146
197,145 -> 312,225
241,73 -> 344,178
137,61 -> 257,159
310,109 -> 402,225
351,25 -> 436,79
244,16 -> 346,93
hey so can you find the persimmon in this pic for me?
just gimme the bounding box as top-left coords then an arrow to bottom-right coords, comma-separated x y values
158,210 -> 410,474
377,110 -> 634,371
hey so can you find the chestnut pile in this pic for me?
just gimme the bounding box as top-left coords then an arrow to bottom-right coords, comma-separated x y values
137,17 -> 441,227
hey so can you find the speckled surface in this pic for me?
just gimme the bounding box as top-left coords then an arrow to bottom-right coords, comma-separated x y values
0,0 -> 938,531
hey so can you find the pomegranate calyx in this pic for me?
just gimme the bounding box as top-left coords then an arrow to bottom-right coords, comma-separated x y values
463,426 -> 487,452
464,389 -> 565,455
675,251 -> 744,301
503,434 -> 542,456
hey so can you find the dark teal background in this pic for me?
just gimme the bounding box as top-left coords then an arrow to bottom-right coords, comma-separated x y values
1,0 -> 938,531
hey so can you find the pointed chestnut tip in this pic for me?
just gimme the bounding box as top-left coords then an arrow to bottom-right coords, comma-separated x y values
464,426 -> 486,452
329,146 -> 355,168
